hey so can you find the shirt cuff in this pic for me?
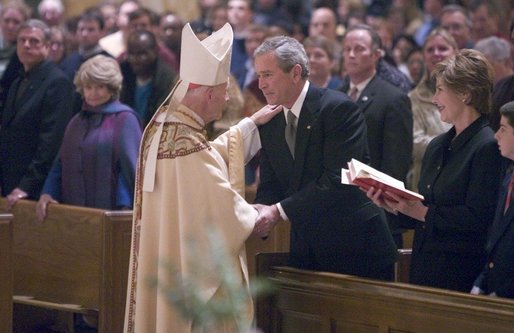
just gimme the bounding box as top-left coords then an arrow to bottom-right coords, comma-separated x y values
238,117 -> 257,136
276,202 -> 289,221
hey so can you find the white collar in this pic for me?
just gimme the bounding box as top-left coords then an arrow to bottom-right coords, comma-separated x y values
284,80 -> 309,120
350,74 -> 375,96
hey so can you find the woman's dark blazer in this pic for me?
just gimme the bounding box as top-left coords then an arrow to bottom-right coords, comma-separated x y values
407,116 -> 502,291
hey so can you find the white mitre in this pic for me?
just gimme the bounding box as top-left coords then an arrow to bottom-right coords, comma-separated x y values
169,22 -> 234,106
143,23 -> 234,192
181,22 -> 233,86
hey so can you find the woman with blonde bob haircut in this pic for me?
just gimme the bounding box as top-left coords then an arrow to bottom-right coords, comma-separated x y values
36,55 -> 142,221
74,54 -> 124,99
367,49 -> 503,292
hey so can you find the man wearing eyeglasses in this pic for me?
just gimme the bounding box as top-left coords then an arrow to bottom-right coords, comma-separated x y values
0,19 -> 73,209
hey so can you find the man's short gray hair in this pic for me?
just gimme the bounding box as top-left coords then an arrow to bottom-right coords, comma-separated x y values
38,0 -> 64,16
474,36 -> 511,62
18,19 -> 51,42
254,36 -> 310,78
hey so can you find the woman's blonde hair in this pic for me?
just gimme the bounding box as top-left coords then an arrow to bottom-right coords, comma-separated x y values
74,55 -> 123,99
432,49 -> 494,114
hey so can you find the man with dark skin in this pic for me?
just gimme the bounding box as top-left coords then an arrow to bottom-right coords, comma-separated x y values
159,11 -> 183,65
120,29 -> 177,126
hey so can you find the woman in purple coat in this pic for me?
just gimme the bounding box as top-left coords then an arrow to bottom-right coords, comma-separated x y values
36,55 -> 142,220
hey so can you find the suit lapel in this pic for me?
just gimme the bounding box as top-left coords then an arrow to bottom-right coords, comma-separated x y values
3,61 -> 49,125
290,86 -> 320,190
355,76 -> 378,112
2,77 -> 22,125
488,173 -> 514,251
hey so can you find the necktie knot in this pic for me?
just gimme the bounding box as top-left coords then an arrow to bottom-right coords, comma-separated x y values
286,110 -> 296,124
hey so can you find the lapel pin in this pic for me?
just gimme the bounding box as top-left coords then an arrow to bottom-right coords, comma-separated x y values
306,125 -> 311,129
362,96 -> 368,102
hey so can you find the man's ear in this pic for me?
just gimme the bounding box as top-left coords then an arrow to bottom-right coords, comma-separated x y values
206,86 -> 214,100
292,64 -> 303,82
373,48 -> 383,62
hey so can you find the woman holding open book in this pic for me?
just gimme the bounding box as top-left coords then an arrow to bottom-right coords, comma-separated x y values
366,49 -> 503,292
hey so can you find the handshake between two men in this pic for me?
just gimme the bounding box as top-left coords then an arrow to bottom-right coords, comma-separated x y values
252,204 -> 283,238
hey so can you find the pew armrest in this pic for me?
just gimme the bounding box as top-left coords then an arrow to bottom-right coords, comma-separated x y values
13,295 -> 98,316
394,248 -> 412,283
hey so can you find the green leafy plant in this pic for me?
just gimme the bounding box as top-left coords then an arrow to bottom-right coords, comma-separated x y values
148,226 -> 274,332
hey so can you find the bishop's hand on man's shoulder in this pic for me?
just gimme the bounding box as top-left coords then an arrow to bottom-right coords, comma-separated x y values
249,104 -> 283,126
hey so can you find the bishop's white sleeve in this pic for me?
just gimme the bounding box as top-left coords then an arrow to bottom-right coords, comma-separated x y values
235,117 -> 261,164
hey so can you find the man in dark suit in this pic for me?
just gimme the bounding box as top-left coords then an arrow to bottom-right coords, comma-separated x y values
252,36 -> 397,280
0,19 -> 73,209
340,25 -> 413,248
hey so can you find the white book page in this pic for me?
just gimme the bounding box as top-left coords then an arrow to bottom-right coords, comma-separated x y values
341,168 -> 353,185
350,159 -> 405,189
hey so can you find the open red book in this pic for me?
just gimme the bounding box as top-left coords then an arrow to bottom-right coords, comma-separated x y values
341,158 -> 424,202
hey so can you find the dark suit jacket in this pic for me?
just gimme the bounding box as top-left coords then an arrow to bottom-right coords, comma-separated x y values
0,60 -> 73,198
341,75 -> 413,239
0,52 -> 22,116
255,83 -> 397,278
120,59 -> 177,126
340,75 -> 412,181
473,169 -> 514,298
408,116 -> 502,291
490,74 -> 514,132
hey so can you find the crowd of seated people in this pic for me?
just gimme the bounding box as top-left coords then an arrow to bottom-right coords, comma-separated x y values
0,0 -> 513,317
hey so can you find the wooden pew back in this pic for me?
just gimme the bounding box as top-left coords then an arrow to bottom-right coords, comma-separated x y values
256,252 -> 514,333
0,199 -> 132,333
0,213 -> 13,333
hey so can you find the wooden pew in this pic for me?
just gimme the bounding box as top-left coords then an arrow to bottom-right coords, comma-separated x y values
0,198 -> 132,333
0,213 -> 13,333
256,252 -> 514,333
394,248 -> 412,283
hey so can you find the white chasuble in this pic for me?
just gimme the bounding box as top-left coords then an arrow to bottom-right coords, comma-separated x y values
124,104 -> 258,333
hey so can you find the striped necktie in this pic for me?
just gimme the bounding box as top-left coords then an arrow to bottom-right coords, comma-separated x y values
504,173 -> 514,214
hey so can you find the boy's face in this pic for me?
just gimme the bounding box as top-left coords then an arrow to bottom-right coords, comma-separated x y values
495,115 -> 514,161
